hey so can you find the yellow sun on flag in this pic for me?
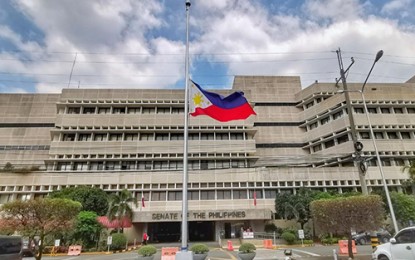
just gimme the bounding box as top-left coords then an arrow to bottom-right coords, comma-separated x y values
193,93 -> 204,107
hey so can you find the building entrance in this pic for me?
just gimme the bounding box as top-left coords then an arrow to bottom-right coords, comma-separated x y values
148,222 -> 181,243
189,221 -> 215,241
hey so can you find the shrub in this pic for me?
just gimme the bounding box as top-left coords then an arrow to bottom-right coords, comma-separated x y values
138,245 -> 157,256
111,233 -> 127,250
190,243 -> 209,254
238,242 -> 256,253
264,223 -> 278,233
321,237 -> 339,245
282,231 -> 296,245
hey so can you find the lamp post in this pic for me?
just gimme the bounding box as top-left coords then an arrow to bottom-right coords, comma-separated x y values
336,49 -> 398,233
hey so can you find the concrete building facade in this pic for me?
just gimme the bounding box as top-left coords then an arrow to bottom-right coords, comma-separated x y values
0,76 -> 414,242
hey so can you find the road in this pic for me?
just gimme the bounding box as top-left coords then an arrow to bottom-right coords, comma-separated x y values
26,245 -> 374,260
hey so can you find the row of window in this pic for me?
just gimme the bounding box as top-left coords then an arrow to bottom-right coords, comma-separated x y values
60,132 -> 246,142
53,159 -> 252,171
0,145 -> 50,151
63,106 -> 185,115
307,106 -> 415,131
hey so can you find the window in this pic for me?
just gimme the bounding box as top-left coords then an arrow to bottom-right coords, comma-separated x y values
168,191 -> 182,201
151,191 -> 166,201
309,122 -> 318,130
188,133 -> 199,140
312,145 -> 322,152
78,134 -> 91,141
172,108 -> 184,114
368,108 -> 377,114
57,162 -> 71,171
374,132 -> 384,139
395,229 -> 415,244
200,190 -> 215,200
233,190 -> 247,199
73,162 -> 88,171
155,134 -> 169,141
395,159 -> 405,166
157,107 -> 170,114
67,107 -> 80,114
188,191 -> 199,200
171,134 -> 184,140
382,159 -> 392,166
401,132 -> 411,139
94,134 -> 107,141
128,107 -> 141,114
264,190 -> 277,199
305,102 -> 314,109
201,133 -> 214,140
121,161 -> 135,170
63,134 -> 76,141
360,132 -> 370,139
394,108 -> 403,114
230,133 -> 244,140
140,134 -> 154,141
83,107 -> 95,114
142,107 -> 155,114
113,107 -> 126,114
216,133 -> 229,140
407,108 -> 415,114
355,108 -> 364,114
109,134 -> 123,141
337,135 -> 349,144
124,133 -> 138,141
98,107 -> 111,114
217,190 -> 231,199
89,162 -> 104,170
320,117 -> 329,125
169,161 -> 183,170
333,110 -> 343,120
105,162 -> 117,170
249,190 -> 262,199
324,140 -> 335,148
387,132 -> 398,139
380,108 -> 390,114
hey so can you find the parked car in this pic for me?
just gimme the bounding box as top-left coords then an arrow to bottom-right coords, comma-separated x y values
0,235 -> 23,260
353,229 -> 391,245
22,239 -> 35,257
372,226 -> 415,260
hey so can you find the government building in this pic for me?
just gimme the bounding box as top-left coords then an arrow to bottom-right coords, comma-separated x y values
0,75 -> 414,242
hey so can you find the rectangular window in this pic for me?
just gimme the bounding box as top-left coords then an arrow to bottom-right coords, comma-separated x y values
360,132 -> 370,139
381,108 -> 390,114
395,159 -> 405,166
324,140 -> 335,148
401,132 -> 411,139
171,134 -> 184,140
200,190 -> 215,200
168,191 -> 182,201
333,110 -> 343,120
142,107 -> 155,114
113,107 -> 126,114
368,108 -> 377,114
230,133 -> 244,140
63,134 -> 76,141
394,108 -> 403,114
217,190 -> 232,199
78,134 -> 91,141
98,107 -> 111,114
337,134 -> 349,144
109,134 -> 123,141
354,108 -> 364,114
124,133 -> 138,141
83,107 -> 96,114
216,133 -> 229,140
155,134 -> 169,140
188,191 -> 199,200
94,134 -> 107,141
312,145 -> 322,152
121,161 -> 135,170
264,190 -> 277,199
67,107 -> 80,114
128,107 -> 141,114
375,132 -> 384,139
157,107 -> 170,114
387,132 -> 398,139
233,190 -> 247,199
151,191 -> 166,201
89,162 -> 104,170
188,133 -> 199,140
407,108 -> 415,114
309,122 -> 318,130
140,134 -> 154,141
320,117 -> 329,125
172,108 -> 184,114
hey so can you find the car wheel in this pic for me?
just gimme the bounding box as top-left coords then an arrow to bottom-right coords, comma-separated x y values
358,238 -> 366,245
378,255 -> 389,260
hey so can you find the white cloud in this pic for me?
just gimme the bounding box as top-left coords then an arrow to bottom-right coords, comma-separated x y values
381,0 -> 412,14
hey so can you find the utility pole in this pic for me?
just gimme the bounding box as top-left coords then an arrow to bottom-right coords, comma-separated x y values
336,48 -> 368,195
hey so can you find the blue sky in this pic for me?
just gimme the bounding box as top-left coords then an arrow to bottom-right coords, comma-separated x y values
0,0 -> 414,93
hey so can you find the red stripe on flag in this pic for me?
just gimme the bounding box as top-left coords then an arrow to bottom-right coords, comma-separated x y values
141,195 -> 145,208
253,191 -> 257,206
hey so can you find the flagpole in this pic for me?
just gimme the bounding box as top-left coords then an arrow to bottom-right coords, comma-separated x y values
180,0 -> 191,253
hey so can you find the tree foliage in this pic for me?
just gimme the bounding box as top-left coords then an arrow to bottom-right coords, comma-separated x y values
311,195 -> 385,259
107,189 -> 136,232
401,159 -> 415,194
49,186 -> 109,216
72,211 -> 103,248
275,188 -> 319,229
390,192 -> 415,228
0,198 -> 81,260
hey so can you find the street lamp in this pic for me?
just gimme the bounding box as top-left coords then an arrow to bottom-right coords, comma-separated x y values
336,49 -> 399,234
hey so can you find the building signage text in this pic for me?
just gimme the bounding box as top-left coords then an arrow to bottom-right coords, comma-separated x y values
151,211 -> 246,221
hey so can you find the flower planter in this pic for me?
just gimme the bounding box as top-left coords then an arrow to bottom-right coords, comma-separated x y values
237,252 -> 256,260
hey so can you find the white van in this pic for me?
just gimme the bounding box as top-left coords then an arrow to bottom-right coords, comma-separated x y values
0,235 -> 23,260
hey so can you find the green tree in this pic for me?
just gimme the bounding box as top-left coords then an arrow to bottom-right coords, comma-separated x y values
0,198 -> 81,260
390,192 -> 415,228
275,188 -> 318,229
72,211 -> 103,249
49,186 -> 109,216
402,159 -> 415,194
107,189 -> 136,233
311,195 -> 385,259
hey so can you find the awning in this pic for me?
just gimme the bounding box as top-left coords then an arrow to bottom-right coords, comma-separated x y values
97,216 -> 132,229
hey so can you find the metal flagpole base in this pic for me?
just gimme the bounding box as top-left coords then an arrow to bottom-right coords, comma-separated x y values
176,251 -> 193,260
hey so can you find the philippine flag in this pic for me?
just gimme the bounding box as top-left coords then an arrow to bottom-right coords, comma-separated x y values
189,81 -> 256,122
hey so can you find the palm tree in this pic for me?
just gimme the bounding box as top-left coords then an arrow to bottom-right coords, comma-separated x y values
401,159 -> 415,194
107,189 -> 137,233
